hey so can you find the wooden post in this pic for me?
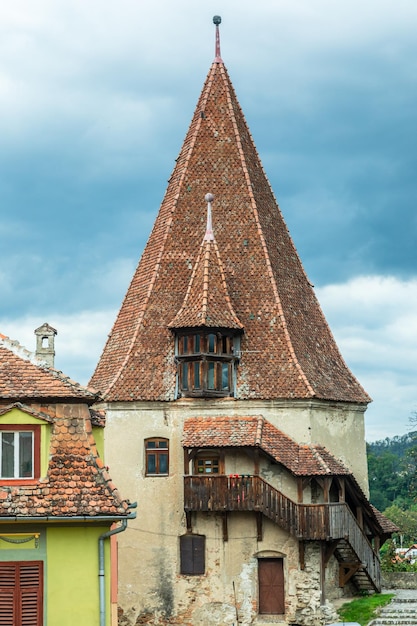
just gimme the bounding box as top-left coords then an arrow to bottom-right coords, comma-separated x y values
299,541 -> 305,570
222,513 -> 228,542
256,512 -> 263,542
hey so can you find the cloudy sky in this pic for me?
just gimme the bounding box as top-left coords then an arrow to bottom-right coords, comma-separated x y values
0,1 -> 416,442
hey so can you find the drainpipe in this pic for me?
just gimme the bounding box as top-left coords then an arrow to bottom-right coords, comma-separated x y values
98,504 -> 137,626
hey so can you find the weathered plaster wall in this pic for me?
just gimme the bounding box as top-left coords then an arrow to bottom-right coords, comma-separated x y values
101,399 -> 365,625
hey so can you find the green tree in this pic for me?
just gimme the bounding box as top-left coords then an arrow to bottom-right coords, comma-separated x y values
383,504 -> 417,546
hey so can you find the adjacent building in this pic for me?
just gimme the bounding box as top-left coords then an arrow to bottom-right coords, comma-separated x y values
90,17 -> 396,626
0,330 -> 134,626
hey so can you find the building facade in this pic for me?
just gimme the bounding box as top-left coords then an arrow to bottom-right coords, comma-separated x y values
0,331 -> 134,626
90,18 -> 395,626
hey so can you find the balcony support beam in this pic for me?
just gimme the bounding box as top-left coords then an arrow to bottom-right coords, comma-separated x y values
222,513 -> 228,542
256,512 -> 263,541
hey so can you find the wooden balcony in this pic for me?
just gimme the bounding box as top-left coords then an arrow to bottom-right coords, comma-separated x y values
184,474 -> 328,539
184,474 -> 380,591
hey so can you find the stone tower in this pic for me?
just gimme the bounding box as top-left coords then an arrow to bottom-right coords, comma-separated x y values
90,17 -> 394,626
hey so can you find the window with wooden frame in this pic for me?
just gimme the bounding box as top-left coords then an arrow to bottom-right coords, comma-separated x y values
0,560 -> 43,626
193,451 -> 223,474
145,438 -> 169,476
175,330 -> 240,398
0,426 -> 40,484
179,534 -> 205,575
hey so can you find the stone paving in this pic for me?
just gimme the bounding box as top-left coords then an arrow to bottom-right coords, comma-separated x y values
370,589 -> 417,626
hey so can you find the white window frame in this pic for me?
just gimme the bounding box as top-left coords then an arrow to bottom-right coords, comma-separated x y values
0,430 -> 34,480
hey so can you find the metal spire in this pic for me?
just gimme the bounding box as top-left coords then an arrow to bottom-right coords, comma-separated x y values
213,15 -> 223,63
204,193 -> 215,241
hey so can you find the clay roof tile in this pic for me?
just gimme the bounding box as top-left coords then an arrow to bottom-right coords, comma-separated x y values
90,28 -> 370,406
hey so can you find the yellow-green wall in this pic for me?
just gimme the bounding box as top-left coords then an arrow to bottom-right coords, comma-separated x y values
47,525 -> 111,626
0,407 -> 51,477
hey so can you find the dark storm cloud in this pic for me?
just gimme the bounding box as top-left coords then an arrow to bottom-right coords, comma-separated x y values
0,0 -> 416,439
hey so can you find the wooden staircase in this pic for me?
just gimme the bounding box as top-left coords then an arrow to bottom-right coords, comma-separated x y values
184,474 -> 380,592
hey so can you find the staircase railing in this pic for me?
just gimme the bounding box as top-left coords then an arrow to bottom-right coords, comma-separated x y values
184,475 -> 380,590
328,502 -> 380,590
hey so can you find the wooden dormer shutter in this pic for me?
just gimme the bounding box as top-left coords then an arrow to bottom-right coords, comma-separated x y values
0,561 -> 43,625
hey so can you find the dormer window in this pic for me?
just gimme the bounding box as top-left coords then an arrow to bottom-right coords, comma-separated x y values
175,330 -> 240,398
0,426 -> 40,481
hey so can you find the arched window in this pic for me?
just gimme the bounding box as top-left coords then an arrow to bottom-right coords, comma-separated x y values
175,330 -> 240,398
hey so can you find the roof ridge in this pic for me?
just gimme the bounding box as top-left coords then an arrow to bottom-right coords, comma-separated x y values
255,415 -> 264,446
0,334 -> 44,366
0,337 -> 98,400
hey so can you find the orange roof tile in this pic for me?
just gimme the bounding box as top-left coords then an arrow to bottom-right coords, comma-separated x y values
0,402 -> 129,518
169,198 -> 243,329
91,31 -> 370,405
182,416 -> 351,477
0,336 -> 98,402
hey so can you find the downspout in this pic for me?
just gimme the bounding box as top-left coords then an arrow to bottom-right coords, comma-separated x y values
99,504 -> 137,626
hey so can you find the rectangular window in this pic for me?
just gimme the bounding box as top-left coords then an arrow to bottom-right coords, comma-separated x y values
0,561 -> 43,625
208,333 -> 216,353
181,362 -> 189,390
195,457 -> 219,474
221,363 -> 230,390
180,535 -> 205,575
0,427 -> 39,481
193,362 -> 201,389
145,438 -> 169,476
207,362 -> 215,389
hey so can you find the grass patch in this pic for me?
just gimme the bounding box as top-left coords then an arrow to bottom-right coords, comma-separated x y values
337,593 -> 394,626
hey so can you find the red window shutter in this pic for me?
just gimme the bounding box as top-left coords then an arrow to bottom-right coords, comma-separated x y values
0,561 -> 43,626
0,563 -> 17,624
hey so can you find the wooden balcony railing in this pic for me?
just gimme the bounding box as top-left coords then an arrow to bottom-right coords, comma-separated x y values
184,474 -> 380,590
184,474 -> 327,539
328,502 -> 381,590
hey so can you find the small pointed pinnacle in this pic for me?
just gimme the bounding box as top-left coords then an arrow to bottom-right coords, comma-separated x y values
213,16 -> 223,63
204,193 -> 215,241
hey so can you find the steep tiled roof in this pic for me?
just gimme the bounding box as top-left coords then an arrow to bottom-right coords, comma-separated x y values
169,201 -> 243,329
0,403 -> 128,518
182,416 -> 351,477
90,30 -> 370,405
0,336 -> 98,402
370,505 -> 399,534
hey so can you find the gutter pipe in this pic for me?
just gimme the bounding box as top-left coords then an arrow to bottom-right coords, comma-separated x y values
98,503 -> 137,626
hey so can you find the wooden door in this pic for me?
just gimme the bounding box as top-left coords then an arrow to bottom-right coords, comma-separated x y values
0,561 -> 43,625
258,558 -> 284,614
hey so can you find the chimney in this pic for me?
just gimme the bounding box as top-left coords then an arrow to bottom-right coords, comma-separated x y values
34,323 -> 57,368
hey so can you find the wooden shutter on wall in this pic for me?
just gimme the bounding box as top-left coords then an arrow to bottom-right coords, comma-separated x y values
0,561 -> 43,626
180,535 -> 205,575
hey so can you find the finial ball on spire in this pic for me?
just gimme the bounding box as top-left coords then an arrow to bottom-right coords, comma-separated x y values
205,193 -> 215,203
213,16 -> 221,25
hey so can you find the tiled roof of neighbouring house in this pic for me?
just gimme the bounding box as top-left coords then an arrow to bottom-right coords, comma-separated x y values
0,401 -> 129,518
0,335 -> 98,402
90,23 -> 370,406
